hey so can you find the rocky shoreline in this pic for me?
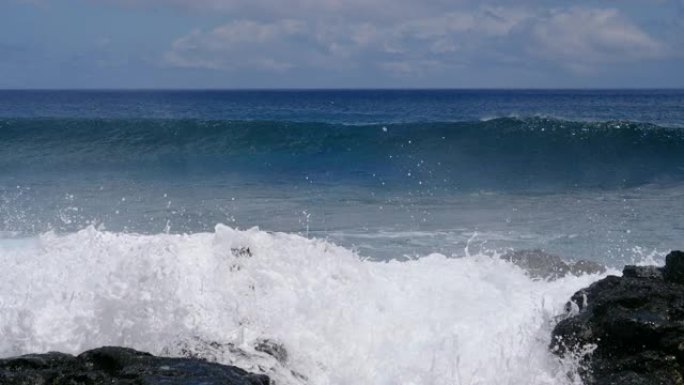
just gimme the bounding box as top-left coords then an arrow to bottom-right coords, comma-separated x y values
0,346 -> 271,385
552,250 -> 684,385
4,251 -> 683,385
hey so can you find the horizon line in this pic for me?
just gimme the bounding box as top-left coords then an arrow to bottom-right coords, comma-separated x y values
1,87 -> 684,92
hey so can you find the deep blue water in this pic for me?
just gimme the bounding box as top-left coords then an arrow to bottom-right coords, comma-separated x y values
2,89 -> 684,125
1,89 -> 683,262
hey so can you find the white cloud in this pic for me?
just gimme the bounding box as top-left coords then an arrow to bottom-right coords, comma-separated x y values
165,7 -> 530,67
527,7 -> 667,72
164,20 -> 308,71
163,6 -> 669,77
398,7 -> 528,39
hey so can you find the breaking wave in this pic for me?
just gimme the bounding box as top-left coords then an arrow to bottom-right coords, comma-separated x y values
1,117 -> 683,190
0,225 -> 608,384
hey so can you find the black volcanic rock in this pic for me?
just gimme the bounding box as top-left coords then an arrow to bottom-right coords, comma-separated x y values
551,250 -> 684,385
0,346 -> 270,385
665,251 -> 684,284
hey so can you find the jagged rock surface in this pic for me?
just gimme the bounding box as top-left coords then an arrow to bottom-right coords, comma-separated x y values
551,250 -> 684,385
0,346 -> 270,385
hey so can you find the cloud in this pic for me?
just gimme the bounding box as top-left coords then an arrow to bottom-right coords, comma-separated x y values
164,20 -> 308,71
164,7 -> 529,74
95,0 -> 436,20
163,6 -> 669,78
526,7 -> 667,73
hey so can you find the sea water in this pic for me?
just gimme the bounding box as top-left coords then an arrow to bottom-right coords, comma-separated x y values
1,90 -> 683,384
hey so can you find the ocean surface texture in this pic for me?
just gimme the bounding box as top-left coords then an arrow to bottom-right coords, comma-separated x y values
1,90 -> 683,384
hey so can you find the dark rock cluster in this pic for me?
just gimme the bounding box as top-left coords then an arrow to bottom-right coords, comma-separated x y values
551,250 -> 684,385
0,346 -> 270,385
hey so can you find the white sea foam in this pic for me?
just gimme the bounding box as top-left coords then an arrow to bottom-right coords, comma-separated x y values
0,225 -> 606,384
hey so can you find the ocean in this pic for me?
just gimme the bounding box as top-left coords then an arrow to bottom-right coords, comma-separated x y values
1,89 -> 683,384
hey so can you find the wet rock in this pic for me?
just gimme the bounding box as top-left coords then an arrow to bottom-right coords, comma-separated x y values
551,250 -> 684,385
255,339 -> 288,364
623,265 -> 663,279
570,259 -> 608,276
231,247 -> 253,258
664,251 -> 684,284
161,336 -> 306,385
0,346 -> 270,385
501,249 -> 605,280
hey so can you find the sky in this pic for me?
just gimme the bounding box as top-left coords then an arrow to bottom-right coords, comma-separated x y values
0,0 -> 682,88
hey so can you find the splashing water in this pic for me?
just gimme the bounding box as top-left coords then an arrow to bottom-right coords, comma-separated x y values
0,225 -> 606,385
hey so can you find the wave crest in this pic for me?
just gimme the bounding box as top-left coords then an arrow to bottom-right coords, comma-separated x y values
2,117 -> 683,190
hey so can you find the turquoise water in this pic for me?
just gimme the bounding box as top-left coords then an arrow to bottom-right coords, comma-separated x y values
1,90 -> 683,262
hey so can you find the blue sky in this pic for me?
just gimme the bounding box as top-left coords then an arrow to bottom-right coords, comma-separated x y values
0,0 -> 682,88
